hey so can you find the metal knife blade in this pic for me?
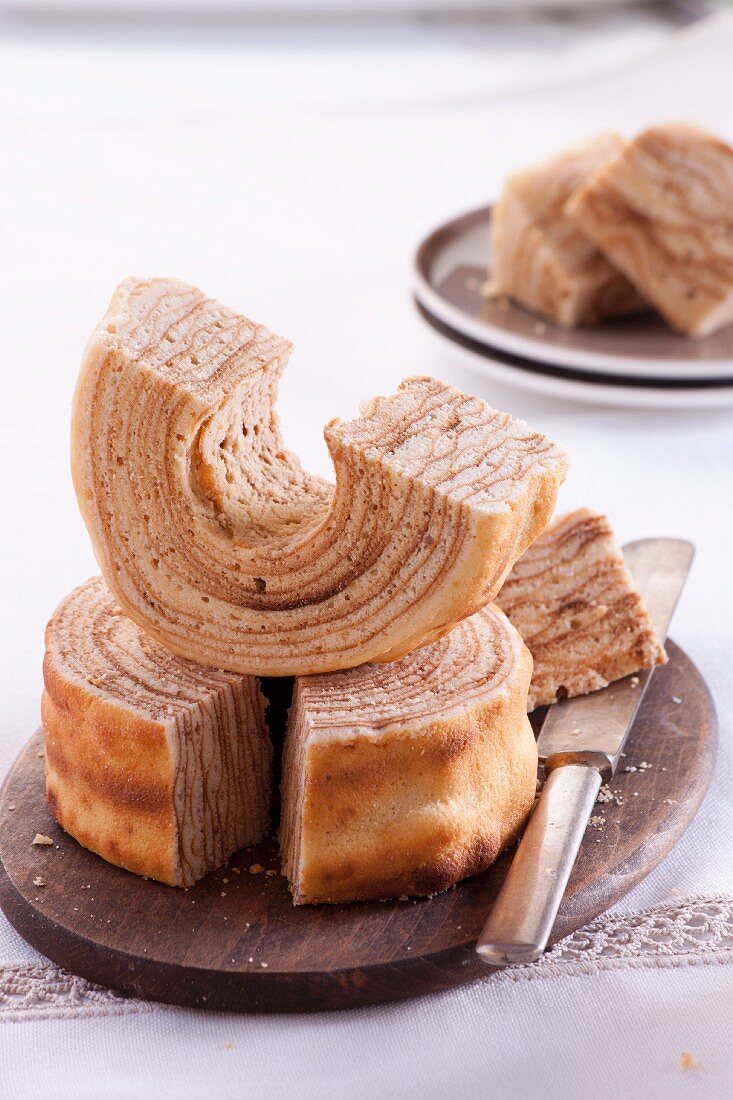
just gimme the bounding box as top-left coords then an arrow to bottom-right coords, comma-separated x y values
536,538 -> 695,777
475,536 -> 695,966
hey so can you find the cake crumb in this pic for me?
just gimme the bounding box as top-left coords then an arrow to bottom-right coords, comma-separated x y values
7,804 -> 15,811
32,876 -> 47,887
32,834 -> 54,846
260,962 -> 269,969
672,696 -> 682,705
266,869 -> 276,877
596,785 -> 614,804
589,815 -> 605,828
231,868 -> 241,875
220,892 -> 227,897
679,1052 -> 697,1070
630,676 -> 639,687
249,864 -> 264,875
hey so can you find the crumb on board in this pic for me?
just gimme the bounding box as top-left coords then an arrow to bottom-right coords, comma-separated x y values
679,1052 -> 697,1070
597,785 -> 614,804
32,876 -> 46,887
249,864 -> 264,875
231,867 -> 241,875
589,815 -> 605,828
32,834 -> 54,846
672,696 -> 682,705
630,676 -> 639,687
266,869 -> 276,877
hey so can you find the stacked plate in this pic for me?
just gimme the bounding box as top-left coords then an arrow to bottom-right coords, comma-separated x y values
413,206 -> 733,409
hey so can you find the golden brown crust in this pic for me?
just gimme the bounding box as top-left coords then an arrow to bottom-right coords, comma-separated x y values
566,124 -> 733,336
71,278 -> 567,676
43,676 -> 178,885
496,508 -> 667,710
43,578 -> 272,887
280,605 -> 537,904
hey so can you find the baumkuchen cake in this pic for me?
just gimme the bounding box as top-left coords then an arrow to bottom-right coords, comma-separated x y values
71,277 -> 568,676
566,124 -> 733,337
280,605 -> 536,905
495,508 -> 666,711
42,577 -> 272,887
488,134 -> 644,327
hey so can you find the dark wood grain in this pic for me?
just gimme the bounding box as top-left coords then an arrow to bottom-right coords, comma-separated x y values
0,641 -> 716,1013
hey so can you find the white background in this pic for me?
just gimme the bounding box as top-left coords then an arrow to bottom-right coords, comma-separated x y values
1,6 -> 732,1098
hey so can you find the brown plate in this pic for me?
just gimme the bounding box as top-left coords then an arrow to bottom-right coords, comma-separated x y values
0,640 -> 716,1013
413,205 -> 733,388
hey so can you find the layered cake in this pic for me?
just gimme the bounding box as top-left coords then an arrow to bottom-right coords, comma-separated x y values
72,277 -> 567,676
496,508 -> 666,710
488,134 -> 644,327
567,123 -> 733,337
42,577 -> 272,887
280,605 -> 536,904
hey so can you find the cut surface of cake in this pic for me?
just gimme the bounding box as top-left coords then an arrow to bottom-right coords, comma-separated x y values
72,276 -> 567,676
42,577 -> 272,887
280,604 -> 536,905
488,134 -> 644,327
495,508 -> 666,711
566,123 -> 733,337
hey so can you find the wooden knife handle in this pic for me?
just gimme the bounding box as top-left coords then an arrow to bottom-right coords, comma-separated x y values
475,764 -> 603,966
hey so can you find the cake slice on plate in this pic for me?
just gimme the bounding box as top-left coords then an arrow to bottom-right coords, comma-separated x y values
488,134 -> 644,327
495,508 -> 666,711
567,123 -> 733,337
43,577 -> 272,887
280,605 -> 536,905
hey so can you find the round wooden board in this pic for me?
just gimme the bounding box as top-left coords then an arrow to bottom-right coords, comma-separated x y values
0,641 -> 717,1013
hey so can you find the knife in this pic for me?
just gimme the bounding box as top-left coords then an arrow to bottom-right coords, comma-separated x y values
475,537 -> 695,966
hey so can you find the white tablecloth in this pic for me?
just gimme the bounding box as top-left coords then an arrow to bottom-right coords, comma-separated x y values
1,9 -> 732,1098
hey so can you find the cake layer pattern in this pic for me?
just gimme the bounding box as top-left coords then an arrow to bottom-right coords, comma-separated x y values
71,277 -> 568,676
567,123 -> 733,337
496,508 -> 666,711
42,577 -> 272,887
280,604 -> 537,904
488,134 -> 644,328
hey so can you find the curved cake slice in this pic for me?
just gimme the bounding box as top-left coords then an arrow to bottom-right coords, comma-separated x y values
71,277 -> 567,676
280,605 -> 536,905
42,577 -> 272,887
488,134 -> 644,327
566,124 -> 733,337
495,508 -> 666,711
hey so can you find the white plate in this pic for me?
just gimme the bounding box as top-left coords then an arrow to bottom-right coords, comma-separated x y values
413,205 -> 733,400
419,312 -> 733,410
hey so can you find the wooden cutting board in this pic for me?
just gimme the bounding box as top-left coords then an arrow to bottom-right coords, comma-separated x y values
0,640 -> 716,1013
